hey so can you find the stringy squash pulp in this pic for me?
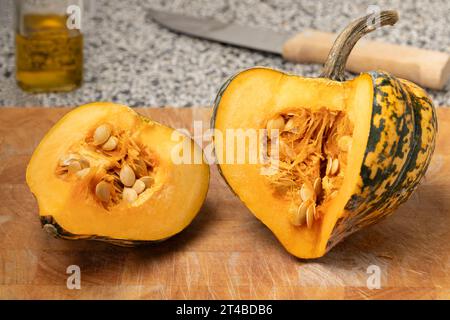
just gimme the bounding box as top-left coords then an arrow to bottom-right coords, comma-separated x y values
265,108 -> 353,228
26,103 -> 210,244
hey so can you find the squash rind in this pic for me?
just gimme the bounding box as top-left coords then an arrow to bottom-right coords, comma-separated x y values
40,215 -> 168,246
326,71 -> 437,250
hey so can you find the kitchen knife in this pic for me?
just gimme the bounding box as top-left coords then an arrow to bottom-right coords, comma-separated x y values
148,9 -> 450,90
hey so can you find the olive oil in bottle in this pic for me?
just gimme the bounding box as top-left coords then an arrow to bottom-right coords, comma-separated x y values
16,14 -> 83,93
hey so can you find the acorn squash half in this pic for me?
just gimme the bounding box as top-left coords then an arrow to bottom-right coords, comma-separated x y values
26,102 -> 209,245
212,11 -> 437,258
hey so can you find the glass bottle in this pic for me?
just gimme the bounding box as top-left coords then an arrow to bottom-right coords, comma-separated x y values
15,0 -> 83,92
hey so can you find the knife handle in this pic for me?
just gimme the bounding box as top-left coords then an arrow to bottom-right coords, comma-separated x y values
282,29 -> 450,90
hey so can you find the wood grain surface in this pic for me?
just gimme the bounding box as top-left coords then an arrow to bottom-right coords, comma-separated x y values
0,107 -> 449,300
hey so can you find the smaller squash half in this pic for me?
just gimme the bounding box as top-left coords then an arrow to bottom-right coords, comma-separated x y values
26,102 -> 210,245
212,11 -> 437,258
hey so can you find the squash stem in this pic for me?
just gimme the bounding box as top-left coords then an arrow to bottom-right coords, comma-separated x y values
320,10 -> 398,81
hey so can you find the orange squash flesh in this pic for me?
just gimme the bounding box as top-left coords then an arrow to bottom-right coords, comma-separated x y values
213,68 -> 374,258
26,102 -> 210,243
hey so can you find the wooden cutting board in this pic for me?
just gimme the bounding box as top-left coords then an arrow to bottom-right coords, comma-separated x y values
1,107 -> 450,300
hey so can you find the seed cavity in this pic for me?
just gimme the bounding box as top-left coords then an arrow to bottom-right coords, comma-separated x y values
264,109 -> 353,229
95,181 -> 111,202
93,124 -> 112,146
57,123 -> 156,210
120,164 -> 136,187
123,187 -> 138,203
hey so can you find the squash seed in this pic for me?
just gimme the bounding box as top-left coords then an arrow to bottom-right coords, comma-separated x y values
76,168 -> 90,178
132,179 -> 146,194
123,187 -> 138,203
67,160 -> 82,174
139,176 -> 154,188
306,203 -> 315,229
338,135 -> 352,152
284,118 -> 295,132
330,158 -> 339,175
95,181 -> 111,202
93,124 -> 112,146
280,141 -> 296,159
266,116 -> 285,132
133,159 -> 148,177
313,177 -> 322,197
102,136 -> 118,151
119,164 -> 136,187
326,156 -> 333,176
289,202 -> 308,226
314,206 -> 321,220
78,157 -> 90,169
298,200 -> 310,219
59,153 -> 79,166
300,183 -> 314,202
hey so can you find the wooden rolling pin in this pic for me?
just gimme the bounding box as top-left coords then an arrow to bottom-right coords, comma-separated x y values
282,30 -> 450,90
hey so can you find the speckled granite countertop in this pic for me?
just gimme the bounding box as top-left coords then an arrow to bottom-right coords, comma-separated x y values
0,0 -> 449,107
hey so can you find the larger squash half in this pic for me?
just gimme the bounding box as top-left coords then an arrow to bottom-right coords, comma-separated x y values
26,102 -> 210,245
212,11 -> 437,258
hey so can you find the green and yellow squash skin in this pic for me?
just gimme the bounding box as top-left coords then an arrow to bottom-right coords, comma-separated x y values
327,71 -> 437,249
211,11 -> 437,258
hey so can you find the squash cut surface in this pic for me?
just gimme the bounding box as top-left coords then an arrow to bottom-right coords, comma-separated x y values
213,68 -> 375,257
26,102 -> 209,244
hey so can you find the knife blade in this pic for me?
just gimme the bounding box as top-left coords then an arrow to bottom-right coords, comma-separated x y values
147,8 -> 290,54
148,9 -> 450,90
